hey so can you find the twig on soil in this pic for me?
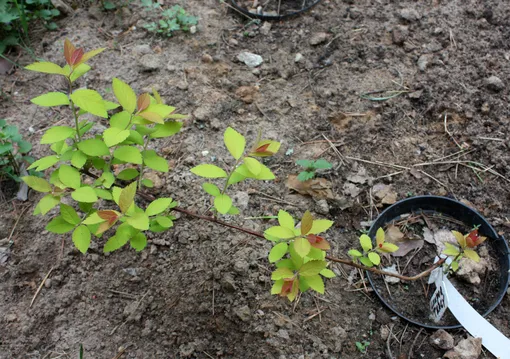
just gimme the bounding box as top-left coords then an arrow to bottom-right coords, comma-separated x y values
254,102 -> 272,121
303,308 -> 326,323
30,266 -> 55,308
109,289 -> 137,300
110,290 -> 150,335
203,351 -> 215,359
7,205 -> 29,245
248,189 -> 299,207
399,323 -> 409,354
112,346 -> 127,359
321,134 -> 346,165
443,113 -> 464,149
476,136 -> 505,142
386,324 -> 395,359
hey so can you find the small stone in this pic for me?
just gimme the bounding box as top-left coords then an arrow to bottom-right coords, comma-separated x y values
189,25 -> 197,34
44,278 -> 52,288
485,76 -> 504,92
232,191 -> 250,210
152,238 -> 168,246
315,199 -> 329,215
193,106 -> 209,121
456,257 -> 488,285
201,54 -> 213,64
138,54 -> 161,71
418,54 -> 431,71
229,38 -> 239,46
309,32 -> 328,46
392,25 -> 409,45
399,8 -> 421,21
235,86 -> 259,104
133,44 -> 152,55
87,6 -> 103,20
237,52 -> 263,68
368,313 -> 376,321
444,336 -> 482,359
234,305 -> 251,322
429,329 -> 454,350
5,313 -> 17,322
294,53 -> 304,63
260,22 -> 272,35
277,329 -> 290,340
481,102 -> 490,113
330,326 -> 347,352
380,326 -> 390,340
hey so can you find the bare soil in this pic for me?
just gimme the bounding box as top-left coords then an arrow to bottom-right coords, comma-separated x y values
1,0 -> 510,358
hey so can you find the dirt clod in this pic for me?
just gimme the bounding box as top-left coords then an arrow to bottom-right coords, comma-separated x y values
429,329 -> 454,350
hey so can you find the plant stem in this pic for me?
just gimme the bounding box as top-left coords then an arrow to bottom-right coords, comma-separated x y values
221,158 -> 241,195
137,137 -> 149,190
68,79 -> 81,141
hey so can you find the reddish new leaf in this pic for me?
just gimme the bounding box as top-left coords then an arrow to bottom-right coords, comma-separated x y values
98,210 -> 119,225
307,234 -> 331,250
64,39 -> 76,66
70,48 -> 84,66
137,93 -> 150,112
465,228 -> 487,248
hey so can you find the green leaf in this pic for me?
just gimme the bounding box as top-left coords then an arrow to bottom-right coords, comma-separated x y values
126,212 -> 149,230
269,243 -> 288,263
71,186 -> 98,203
127,130 -> 144,145
130,233 -> 147,251
271,279 -> 284,295
451,260 -> 459,272
141,179 -> 153,188
60,203 -> 81,225
119,182 -> 137,213
296,159 -> 314,168
71,150 -> 88,169
70,89 -> 107,118
299,260 -> 327,277
146,198 -> 172,216
31,92 -> 69,107
25,62 -> 66,75
320,268 -> 336,278
359,256 -> 374,267
244,157 -> 261,175
190,164 -> 227,178
40,126 -> 75,144
297,171 -> 315,182
117,168 -> 139,181
228,206 -> 240,215
114,146 -> 142,164
150,121 -> 182,138
70,63 -> 91,82
97,171 -> 115,189
264,226 -> 295,239
17,140 -> 31,154
34,194 -> 60,215
103,127 -> 130,147
72,225 -> 91,254
155,216 -> 173,228
348,249 -> 363,258
360,234 -> 373,252
294,237 -> 311,257
368,252 -> 381,265
224,127 -> 246,160
378,243 -> 399,253
464,249 -> 480,262
110,111 -> 131,129
22,176 -> 51,192
443,243 -> 460,256
304,275 -> 324,294
27,155 -> 59,171
214,194 -> 232,214
103,235 -> 130,253
46,216 -> 75,234
310,219 -> 334,235
271,267 -> 294,280
278,210 -> 295,230
112,78 -> 136,114
202,183 -> 220,196
83,212 -> 106,225
77,138 -> 110,156
313,159 -> 332,169
95,188 -> 113,200
276,259 -> 296,270
59,164 -> 81,189
143,150 -> 168,172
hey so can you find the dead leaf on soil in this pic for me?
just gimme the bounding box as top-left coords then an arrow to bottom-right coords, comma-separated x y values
329,111 -> 375,132
385,225 -> 423,257
423,227 -> 435,244
372,183 -> 397,204
343,182 -> 361,198
286,175 -> 335,200
346,166 -> 372,185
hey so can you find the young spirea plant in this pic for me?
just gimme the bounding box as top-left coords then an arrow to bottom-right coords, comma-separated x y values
22,39 -> 185,253
443,227 -> 486,272
348,228 -> 399,267
296,159 -> 332,182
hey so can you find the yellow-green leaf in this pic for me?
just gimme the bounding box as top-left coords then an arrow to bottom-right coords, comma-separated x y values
103,127 -> 130,147
126,212 -> 149,230
452,230 -> 466,248
269,243 -> 288,263
464,249 -> 480,262
265,226 -> 295,239
202,183 -> 220,196
348,249 -> 363,258
443,242 -> 460,256
191,164 -> 227,178
224,127 -> 246,160
376,227 -> 385,246
114,146 -> 142,164
70,89 -> 107,118
78,48 -> 106,65
69,63 -> 91,82
77,138 -> 109,157
244,157 -> 262,175
25,62 -> 66,75
83,212 -> 106,225
71,150 -> 88,169
310,219 -> 334,235
303,275 -> 324,294
146,198 -> 172,216
378,243 -> 399,253
130,233 -> 147,252
110,111 -> 132,129
46,216 -> 75,234
278,210 -> 295,230
360,234 -> 373,252
143,150 -> 168,172
60,203 -> 81,225
271,267 -> 294,280
71,186 -> 98,203
22,176 -> 51,192
59,164 -> 81,189
368,252 -> 381,265
359,256 -> 374,267
112,78 -> 136,114
34,194 -> 60,215
31,92 -> 70,107
271,279 -> 284,295
294,237 -> 311,257
41,126 -> 75,144
214,194 -> 232,214
150,121 -> 182,138
320,268 -> 336,278
28,155 -> 59,171
72,225 -> 91,254
119,182 -> 137,213
299,260 -> 327,277
301,210 -> 313,235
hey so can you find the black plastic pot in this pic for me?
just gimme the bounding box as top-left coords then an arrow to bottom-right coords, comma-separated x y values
230,0 -> 323,20
366,195 -> 510,329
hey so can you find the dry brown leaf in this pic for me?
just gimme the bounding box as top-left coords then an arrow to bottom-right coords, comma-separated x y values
385,225 -> 405,243
286,175 -> 335,199
392,239 -> 424,257
372,183 -> 398,204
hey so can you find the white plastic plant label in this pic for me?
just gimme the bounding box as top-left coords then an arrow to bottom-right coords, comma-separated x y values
429,280 -> 448,323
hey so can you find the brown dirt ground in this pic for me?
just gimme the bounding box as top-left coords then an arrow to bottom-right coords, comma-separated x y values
1,0 -> 510,358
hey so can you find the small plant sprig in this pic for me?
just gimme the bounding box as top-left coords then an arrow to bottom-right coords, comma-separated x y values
191,127 -> 280,215
23,39 -> 185,254
142,2 -> 198,37
442,227 -> 486,272
296,159 -> 332,181
0,119 -> 37,182
348,228 -> 399,267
